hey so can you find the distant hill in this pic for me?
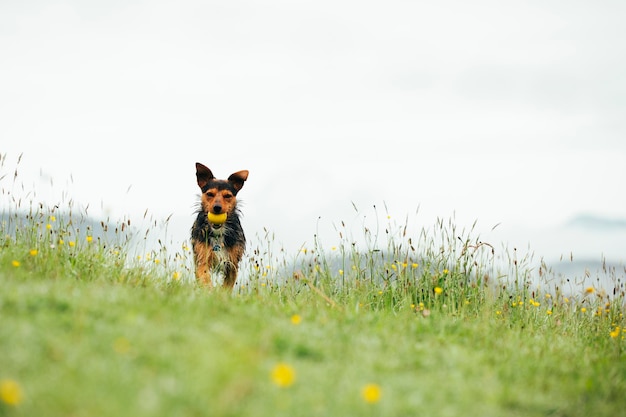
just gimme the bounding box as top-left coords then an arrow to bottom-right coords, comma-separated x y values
0,210 -> 133,244
567,214 -> 626,230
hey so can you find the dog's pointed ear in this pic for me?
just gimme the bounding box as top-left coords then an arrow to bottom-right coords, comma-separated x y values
228,170 -> 249,193
196,163 -> 215,189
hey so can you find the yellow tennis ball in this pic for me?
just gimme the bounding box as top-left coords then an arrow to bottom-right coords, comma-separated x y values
208,212 -> 228,224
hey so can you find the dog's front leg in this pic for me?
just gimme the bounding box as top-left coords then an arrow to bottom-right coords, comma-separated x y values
223,264 -> 237,288
193,240 -> 213,288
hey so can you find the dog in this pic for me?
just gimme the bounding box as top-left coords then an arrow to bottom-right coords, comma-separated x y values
191,163 -> 249,288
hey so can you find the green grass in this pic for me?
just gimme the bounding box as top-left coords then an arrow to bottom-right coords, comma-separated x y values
1,158 -> 625,416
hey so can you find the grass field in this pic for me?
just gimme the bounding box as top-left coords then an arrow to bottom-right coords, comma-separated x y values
1,160 -> 625,416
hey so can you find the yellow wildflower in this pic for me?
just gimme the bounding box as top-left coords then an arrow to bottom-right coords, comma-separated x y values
271,363 -> 296,387
290,314 -> 302,325
0,379 -> 23,406
585,287 -> 595,294
29,249 -> 38,256
361,383 -> 382,403
11,260 -> 20,268
434,287 -> 443,295
610,327 -> 621,339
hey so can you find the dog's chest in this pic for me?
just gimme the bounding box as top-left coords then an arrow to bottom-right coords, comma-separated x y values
210,228 -> 230,266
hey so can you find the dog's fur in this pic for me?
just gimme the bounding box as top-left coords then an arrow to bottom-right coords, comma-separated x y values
191,163 -> 248,288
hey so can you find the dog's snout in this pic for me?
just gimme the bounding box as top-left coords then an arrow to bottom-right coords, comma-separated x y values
212,205 -> 222,214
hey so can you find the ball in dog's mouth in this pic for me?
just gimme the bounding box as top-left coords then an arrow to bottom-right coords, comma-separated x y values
208,212 -> 227,225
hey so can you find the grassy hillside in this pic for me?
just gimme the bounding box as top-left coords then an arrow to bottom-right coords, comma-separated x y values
1,159 -> 625,416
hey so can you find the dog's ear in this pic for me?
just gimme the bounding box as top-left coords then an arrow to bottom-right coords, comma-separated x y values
228,170 -> 249,193
195,163 -> 215,189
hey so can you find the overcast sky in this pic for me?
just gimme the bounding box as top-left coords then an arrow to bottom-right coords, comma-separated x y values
2,0 -> 625,262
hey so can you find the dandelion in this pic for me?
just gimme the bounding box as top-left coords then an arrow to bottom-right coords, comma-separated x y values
443,269 -> 449,274
391,264 -> 397,271
46,223 -> 52,230
0,379 -> 23,406
339,269 -> 344,276
434,287 -> 443,295
58,239 -> 64,245
29,249 -> 38,256
271,363 -> 296,387
11,260 -> 20,268
546,310 -> 553,315
610,327 -> 621,339
496,311 -> 502,315
585,287 -> 595,294
331,246 -> 337,251
290,314 -> 302,325
86,236 -> 93,243
580,307 -> 587,313
49,215 -> 56,222
68,241 -> 76,247
361,383 -> 382,404
412,263 -> 419,268
172,272 -> 181,281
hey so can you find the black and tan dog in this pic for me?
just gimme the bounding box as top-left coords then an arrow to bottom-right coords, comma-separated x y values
191,163 -> 249,288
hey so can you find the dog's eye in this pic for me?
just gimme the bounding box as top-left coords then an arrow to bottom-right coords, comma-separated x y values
223,194 -> 233,200
206,192 -> 216,198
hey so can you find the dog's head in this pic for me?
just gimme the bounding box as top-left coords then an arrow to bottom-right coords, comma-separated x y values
195,163 -> 248,216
